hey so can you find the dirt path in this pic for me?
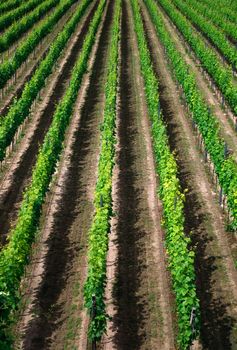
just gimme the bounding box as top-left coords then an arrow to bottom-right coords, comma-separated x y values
168,0 -> 237,81
0,0 -> 99,245
0,0 -> 83,117
100,14 -> 122,350
154,0 -> 237,161
15,0 -> 114,348
158,0 -> 237,91
101,1 -> 176,349
141,2 -> 237,348
181,0 -> 237,48
0,3 -> 57,62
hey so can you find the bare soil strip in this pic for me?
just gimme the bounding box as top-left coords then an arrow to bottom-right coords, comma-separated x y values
0,1 -> 99,246
168,0 -> 237,79
101,14 -> 122,350
154,1 -> 237,161
141,2 -> 237,348
15,0 -> 115,348
0,3 -> 58,62
101,1 -> 176,349
188,4 -> 237,49
158,1 -> 237,91
0,0 -> 50,35
0,0 -> 83,117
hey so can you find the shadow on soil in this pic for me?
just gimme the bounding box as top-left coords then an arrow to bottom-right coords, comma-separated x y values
0,1 -> 100,244
110,3 -> 149,349
20,1 -> 115,347
141,10 -> 236,349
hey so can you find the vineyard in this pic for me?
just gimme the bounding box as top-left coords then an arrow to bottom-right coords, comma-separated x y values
0,0 -> 236,349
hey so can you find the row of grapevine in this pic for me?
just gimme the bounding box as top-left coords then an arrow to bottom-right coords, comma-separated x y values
157,0 -> 237,117
0,0 -> 105,346
0,0 -> 78,86
0,0 -> 60,53
0,0 -> 24,15
83,0 -> 121,341
145,0 -> 237,230
182,0 -> 237,43
131,0 -> 200,348
219,0 -> 237,12
0,0 -> 92,161
0,0 -> 45,31
171,0 -> 237,69
198,0 -> 237,25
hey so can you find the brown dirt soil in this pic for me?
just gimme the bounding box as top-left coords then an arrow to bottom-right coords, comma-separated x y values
100,14 -> 122,350
14,0 -> 114,348
155,1 -> 237,162
0,0 -> 52,36
101,1 -> 176,349
141,1 -> 237,349
158,0 -> 237,93
0,0 -> 84,117
167,0 -> 237,81
3,1 -> 237,349
0,2 -> 60,63
152,0 -> 237,261
0,0 -> 99,246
